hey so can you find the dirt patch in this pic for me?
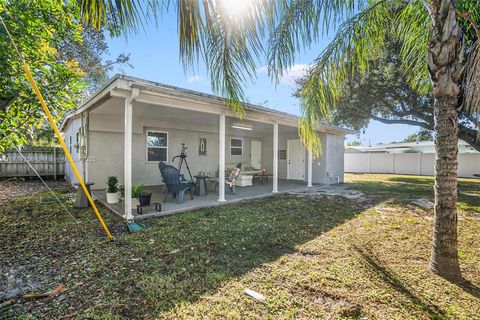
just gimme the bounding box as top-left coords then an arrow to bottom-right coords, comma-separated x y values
288,184 -> 367,201
0,268 -> 41,301
0,179 -> 69,201
411,198 -> 434,209
314,293 -> 362,317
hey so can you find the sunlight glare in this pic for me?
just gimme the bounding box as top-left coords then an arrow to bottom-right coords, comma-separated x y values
218,0 -> 257,19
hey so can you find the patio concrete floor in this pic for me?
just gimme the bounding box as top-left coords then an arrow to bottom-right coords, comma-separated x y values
92,179 -> 319,220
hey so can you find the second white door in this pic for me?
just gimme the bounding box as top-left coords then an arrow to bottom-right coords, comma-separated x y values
251,141 -> 262,169
287,139 -> 305,180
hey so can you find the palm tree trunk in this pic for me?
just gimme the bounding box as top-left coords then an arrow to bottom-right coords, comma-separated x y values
430,98 -> 462,281
427,0 -> 463,282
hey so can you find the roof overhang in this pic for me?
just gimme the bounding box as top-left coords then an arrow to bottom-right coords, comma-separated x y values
60,74 -> 353,136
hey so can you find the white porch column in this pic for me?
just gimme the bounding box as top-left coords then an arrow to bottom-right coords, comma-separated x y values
218,113 -> 226,202
272,122 -> 278,193
307,151 -> 313,187
124,88 -> 139,220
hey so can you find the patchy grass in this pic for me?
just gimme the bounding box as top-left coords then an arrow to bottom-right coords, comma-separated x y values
1,174 -> 480,319
347,173 -> 480,213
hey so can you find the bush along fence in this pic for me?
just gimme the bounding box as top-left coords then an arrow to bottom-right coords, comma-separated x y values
0,146 -> 65,180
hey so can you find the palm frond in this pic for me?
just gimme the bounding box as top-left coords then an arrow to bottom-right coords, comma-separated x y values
267,0 -> 361,83
177,0 -> 276,116
177,0 -> 204,69
463,41 -> 480,140
80,0 -> 148,32
296,0 -> 394,156
394,1 -> 430,94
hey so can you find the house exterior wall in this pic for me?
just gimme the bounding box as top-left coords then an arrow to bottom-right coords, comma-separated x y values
63,117 -> 84,184
312,134 -> 329,184
86,110 -> 270,189
262,131 -> 329,184
325,133 -> 345,183
63,99 -> 346,189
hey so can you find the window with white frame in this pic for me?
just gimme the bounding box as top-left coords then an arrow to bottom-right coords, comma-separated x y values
68,135 -> 72,154
146,130 -> 168,162
230,138 -> 243,156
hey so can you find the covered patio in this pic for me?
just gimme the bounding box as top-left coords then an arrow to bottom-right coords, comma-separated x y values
60,76 -> 347,221
93,179 -> 320,219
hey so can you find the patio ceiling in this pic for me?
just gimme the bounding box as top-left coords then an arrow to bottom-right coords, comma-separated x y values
90,97 -> 298,136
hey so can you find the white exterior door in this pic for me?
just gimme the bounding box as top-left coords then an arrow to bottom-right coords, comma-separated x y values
251,141 -> 262,168
287,139 -> 305,180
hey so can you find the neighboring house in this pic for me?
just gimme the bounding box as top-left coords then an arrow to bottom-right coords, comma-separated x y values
60,75 -> 350,220
345,141 -> 480,177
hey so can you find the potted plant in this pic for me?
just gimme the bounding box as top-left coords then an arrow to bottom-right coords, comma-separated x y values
138,190 -> 152,206
106,176 -> 120,204
131,184 -> 143,207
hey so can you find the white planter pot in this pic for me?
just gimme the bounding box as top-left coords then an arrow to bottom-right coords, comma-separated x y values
106,191 -> 120,204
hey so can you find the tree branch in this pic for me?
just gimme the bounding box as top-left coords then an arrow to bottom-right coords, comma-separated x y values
371,115 -> 433,129
458,126 -> 480,152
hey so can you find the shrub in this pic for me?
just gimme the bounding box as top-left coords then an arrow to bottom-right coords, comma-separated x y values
106,176 -> 119,193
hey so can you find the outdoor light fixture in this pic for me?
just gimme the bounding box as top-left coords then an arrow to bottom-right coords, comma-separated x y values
232,123 -> 253,131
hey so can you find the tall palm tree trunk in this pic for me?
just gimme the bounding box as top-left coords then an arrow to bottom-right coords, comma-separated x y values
427,0 -> 463,282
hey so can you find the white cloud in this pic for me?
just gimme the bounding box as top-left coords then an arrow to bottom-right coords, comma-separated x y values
187,75 -> 206,83
256,64 -> 309,86
256,65 -> 268,74
278,64 -> 309,86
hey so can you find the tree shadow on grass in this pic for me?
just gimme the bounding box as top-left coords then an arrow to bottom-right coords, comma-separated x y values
457,280 -> 480,299
115,194 -> 381,318
353,245 -> 446,319
1,191 -> 378,319
389,176 -> 480,191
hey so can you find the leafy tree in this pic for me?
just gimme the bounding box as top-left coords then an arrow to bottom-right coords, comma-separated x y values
403,129 -> 434,143
0,0 -> 84,152
59,0 -> 480,281
57,27 -> 132,95
0,0 -> 130,150
346,140 -> 362,146
296,37 -> 480,151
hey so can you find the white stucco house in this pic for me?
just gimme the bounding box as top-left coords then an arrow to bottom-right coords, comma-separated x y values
60,75 -> 349,220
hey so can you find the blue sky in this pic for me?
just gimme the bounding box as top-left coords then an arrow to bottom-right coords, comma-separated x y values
105,14 -> 419,146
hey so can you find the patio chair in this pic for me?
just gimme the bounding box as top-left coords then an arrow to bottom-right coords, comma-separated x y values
159,162 -> 194,204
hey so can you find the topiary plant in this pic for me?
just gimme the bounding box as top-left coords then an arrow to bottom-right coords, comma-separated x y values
106,176 -> 119,193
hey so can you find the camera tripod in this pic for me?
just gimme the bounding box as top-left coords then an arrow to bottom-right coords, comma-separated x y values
172,143 -> 193,181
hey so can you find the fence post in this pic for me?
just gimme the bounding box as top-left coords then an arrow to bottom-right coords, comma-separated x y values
369,152 -> 372,173
419,153 -> 422,176
392,153 -> 396,174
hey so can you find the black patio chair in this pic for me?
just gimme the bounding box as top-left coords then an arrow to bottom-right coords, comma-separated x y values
159,162 -> 194,204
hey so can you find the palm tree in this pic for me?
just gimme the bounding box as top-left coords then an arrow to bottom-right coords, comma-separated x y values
80,0 -> 479,282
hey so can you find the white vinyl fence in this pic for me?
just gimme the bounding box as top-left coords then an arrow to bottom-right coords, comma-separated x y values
345,152 -> 480,178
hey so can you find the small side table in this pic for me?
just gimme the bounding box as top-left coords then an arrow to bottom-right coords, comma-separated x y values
194,175 -> 210,196
254,172 -> 271,184
73,182 -> 95,208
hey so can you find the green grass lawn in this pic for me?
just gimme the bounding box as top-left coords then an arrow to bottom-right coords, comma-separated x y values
1,174 -> 479,319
